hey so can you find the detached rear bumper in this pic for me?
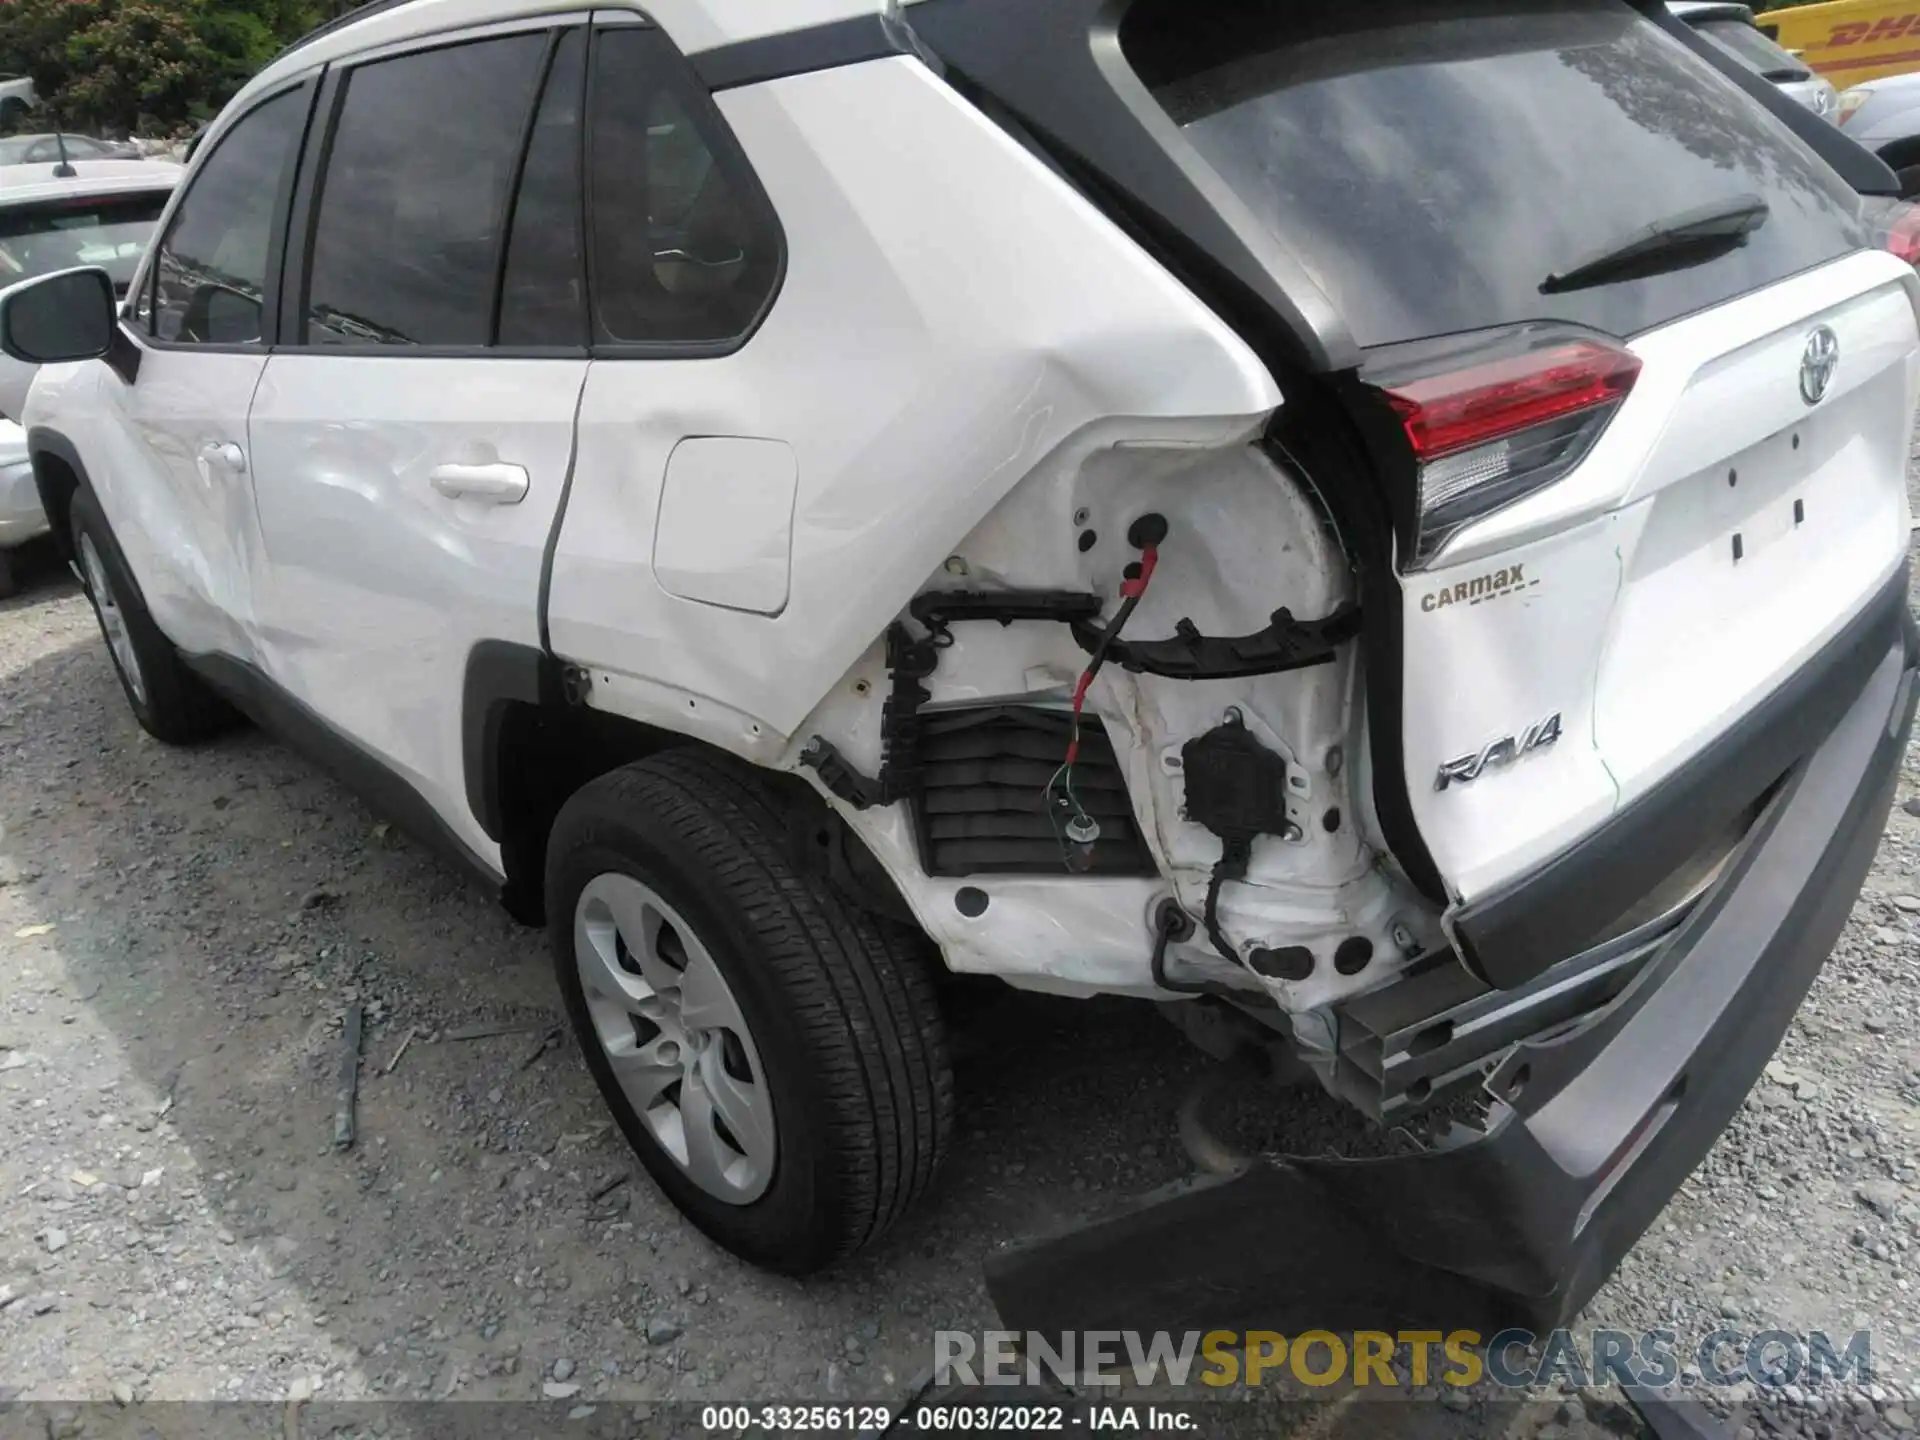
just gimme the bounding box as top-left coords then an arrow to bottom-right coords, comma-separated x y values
987,566 -> 1918,1337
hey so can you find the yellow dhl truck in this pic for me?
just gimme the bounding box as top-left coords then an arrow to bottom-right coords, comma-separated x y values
1765,0 -> 1920,84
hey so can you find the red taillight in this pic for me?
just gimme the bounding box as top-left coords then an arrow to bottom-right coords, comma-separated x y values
1875,201 -> 1920,267
1380,340 -> 1643,461
1367,332 -> 1642,566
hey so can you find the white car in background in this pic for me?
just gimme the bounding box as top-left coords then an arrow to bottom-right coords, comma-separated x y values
0,134 -> 144,167
0,75 -> 37,132
1669,1 -> 1842,121
0,158 -> 177,596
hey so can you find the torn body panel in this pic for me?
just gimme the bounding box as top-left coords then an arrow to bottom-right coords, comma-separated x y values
790,421 -> 1442,1011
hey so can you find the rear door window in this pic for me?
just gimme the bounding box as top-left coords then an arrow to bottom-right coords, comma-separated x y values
1123,0 -> 1865,349
301,34 -> 546,346
498,28 -> 588,347
586,25 -> 783,348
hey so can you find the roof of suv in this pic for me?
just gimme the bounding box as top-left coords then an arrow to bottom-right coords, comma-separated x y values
256,0 -> 896,90
0,159 -> 180,207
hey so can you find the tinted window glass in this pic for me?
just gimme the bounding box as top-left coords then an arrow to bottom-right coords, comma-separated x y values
499,28 -> 586,347
304,35 -> 545,346
1124,1 -> 1864,349
0,193 -> 166,291
587,27 -> 781,346
151,87 -> 307,345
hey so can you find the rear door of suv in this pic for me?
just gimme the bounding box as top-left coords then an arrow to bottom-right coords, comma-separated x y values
247,19 -> 592,865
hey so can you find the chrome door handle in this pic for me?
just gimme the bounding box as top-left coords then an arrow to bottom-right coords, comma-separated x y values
429,461 -> 529,505
200,440 -> 246,473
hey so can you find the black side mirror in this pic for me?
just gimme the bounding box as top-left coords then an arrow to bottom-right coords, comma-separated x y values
0,267 -> 115,365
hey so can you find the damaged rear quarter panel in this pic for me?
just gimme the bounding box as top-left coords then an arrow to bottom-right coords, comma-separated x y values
544,55 -> 1280,744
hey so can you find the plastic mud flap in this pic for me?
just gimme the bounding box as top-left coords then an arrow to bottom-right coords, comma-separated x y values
985,570 -> 1919,1339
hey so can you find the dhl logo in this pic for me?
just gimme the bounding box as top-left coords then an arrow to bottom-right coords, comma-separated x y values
1767,0 -> 1920,81
1826,13 -> 1920,43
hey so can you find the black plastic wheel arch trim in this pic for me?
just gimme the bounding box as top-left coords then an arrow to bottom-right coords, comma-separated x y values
23,427 -> 89,565
462,639 -> 569,845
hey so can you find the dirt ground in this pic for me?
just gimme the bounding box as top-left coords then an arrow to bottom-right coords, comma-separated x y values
2,505 -> 1919,1438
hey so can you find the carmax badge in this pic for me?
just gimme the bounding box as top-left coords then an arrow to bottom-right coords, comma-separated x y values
1435,713 -> 1563,791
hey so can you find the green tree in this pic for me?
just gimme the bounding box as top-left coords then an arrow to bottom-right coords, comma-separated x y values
0,0 -> 329,137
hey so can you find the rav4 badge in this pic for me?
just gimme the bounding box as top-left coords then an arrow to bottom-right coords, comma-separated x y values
1435,713 -> 1563,792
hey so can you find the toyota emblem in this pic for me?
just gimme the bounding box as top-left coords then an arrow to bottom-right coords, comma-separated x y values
1800,325 -> 1839,406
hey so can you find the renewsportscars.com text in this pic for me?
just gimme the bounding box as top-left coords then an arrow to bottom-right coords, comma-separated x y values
934,1328 -> 1875,1391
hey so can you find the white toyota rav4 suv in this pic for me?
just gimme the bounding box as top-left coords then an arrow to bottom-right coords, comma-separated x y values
4,0 -> 1919,1337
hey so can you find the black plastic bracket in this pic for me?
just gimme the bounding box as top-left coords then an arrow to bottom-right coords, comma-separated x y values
1073,602 -> 1361,681
909,589 -> 1104,639
801,587 -> 1359,811
798,735 -> 886,809
800,622 -> 938,810
801,592 -> 1104,811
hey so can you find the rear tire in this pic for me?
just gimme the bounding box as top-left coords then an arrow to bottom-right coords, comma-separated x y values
546,750 -> 953,1273
69,487 -> 233,744
0,546 -> 15,600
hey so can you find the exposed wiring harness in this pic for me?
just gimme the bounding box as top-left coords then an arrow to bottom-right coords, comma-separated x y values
1046,515 -> 1167,871
1201,835 -> 1254,964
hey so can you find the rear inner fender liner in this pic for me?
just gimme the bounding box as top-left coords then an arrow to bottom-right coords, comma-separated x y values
985,605 -> 1917,1335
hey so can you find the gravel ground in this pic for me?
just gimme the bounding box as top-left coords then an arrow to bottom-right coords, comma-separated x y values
2,466 -> 1919,1440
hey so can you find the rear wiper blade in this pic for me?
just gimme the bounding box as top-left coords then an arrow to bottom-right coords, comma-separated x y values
1541,194 -> 1771,295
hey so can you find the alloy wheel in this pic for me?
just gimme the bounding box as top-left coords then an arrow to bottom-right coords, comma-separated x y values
573,872 -> 776,1204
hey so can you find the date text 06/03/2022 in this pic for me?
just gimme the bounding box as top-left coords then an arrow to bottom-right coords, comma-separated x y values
700,1405 -> 1196,1433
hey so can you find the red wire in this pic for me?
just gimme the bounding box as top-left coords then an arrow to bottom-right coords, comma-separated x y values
1120,545 -> 1159,598
1065,671 -> 1094,766
1065,544 -> 1159,769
